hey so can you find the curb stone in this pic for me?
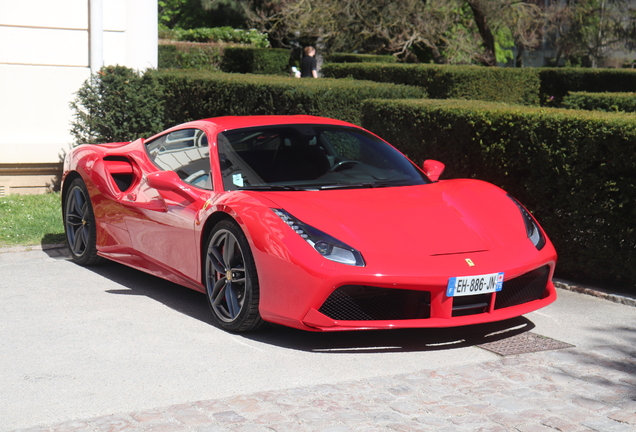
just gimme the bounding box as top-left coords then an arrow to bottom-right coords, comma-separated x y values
1,244 -> 634,308
0,243 -> 67,254
553,278 -> 636,308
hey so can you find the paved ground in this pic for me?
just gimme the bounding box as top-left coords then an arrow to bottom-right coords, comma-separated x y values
1,245 -> 635,432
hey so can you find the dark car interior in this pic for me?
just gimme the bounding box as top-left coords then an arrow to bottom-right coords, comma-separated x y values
218,125 -> 428,191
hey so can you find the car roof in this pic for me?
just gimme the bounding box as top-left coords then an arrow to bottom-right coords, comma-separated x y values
181,115 -> 358,131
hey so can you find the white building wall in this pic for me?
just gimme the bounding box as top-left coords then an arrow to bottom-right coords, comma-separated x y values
0,0 -> 157,194
124,0 -> 158,70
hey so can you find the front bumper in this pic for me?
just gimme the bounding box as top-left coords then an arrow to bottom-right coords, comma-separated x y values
301,265 -> 556,331
256,247 -> 557,331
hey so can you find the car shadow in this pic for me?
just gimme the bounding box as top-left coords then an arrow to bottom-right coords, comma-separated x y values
82,260 -> 212,324
78,259 -> 536,354
244,317 -> 535,354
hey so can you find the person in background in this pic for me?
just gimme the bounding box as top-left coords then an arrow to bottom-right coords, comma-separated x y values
301,46 -> 318,78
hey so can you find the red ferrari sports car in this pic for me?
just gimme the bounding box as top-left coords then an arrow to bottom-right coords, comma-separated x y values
62,115 -> 557,332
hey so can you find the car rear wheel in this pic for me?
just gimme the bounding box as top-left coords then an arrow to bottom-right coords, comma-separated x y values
63,178 -> 103,266
205,220 -> 265,332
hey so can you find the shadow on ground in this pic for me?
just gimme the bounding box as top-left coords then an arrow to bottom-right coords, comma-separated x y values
75,259 -> 537,354
245,318 -> 536,354
41,234 -> 66,248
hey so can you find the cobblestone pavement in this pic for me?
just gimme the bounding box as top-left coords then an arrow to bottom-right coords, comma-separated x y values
5,246 -> 636,432
13,344 -> 636,432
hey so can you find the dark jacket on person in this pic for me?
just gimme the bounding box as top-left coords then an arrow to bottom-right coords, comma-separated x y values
301,55 -> 317,78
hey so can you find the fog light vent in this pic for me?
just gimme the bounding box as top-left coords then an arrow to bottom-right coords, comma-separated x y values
319,285 -> 431,321
495,266 -> 550,310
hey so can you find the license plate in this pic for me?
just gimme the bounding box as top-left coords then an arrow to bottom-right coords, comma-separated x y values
447,272 -> 504,297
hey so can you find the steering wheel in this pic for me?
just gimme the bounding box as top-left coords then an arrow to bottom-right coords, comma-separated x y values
329,160 -> 361,172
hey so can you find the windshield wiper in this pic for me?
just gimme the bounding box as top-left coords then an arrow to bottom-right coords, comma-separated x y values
319,181 -> 401,190
237,185 -> 305,191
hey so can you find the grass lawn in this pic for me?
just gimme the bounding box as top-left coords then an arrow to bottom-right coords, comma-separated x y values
0,193 -> 66,248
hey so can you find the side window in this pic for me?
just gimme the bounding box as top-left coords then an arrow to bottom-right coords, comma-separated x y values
145,128 -> 212,190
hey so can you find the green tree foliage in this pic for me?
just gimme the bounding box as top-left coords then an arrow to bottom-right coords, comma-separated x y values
159,0 -> 249,29
546,0 -> 636,67
249,0 -> 462,60
247,0 -> 544,66
160,0 -> 635,67
246,0 -> 289,47
430,0 -> 543,66
467,0 -> 544,66
159,0 -> 193,28
70,66 -> 165,144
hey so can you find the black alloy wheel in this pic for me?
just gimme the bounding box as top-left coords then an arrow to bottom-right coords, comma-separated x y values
63,178 -> 102,266
205,220 -> 264,332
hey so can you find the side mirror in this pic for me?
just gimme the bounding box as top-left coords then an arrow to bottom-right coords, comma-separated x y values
423,159 -> 445,182
146,170 -> 180,191
146,171 -> 199,202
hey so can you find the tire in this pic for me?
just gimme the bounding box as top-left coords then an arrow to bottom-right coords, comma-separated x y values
204,220 -> 265,332
63,178 -> 103,266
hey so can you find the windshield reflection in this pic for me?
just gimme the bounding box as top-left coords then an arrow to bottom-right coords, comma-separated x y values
217,124 -> 428,191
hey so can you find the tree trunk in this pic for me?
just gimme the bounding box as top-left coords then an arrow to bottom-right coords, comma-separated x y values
515,45 -> 524,68
466,0 -> 496,66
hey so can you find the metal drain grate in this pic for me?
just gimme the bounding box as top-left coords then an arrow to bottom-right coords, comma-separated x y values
478,332 -> 574,356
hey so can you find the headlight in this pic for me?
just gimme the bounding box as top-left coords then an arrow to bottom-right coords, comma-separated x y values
508,195 -> 546,250
272,209 -> 365,266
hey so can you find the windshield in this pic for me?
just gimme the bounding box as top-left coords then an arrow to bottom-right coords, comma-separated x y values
217,124 -> 428,191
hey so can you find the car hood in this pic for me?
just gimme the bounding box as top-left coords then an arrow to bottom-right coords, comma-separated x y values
258,180 -> 529,265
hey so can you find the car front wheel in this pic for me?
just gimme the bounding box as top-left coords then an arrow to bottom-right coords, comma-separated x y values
63,178 -> 103,266
204,220 -> 264,332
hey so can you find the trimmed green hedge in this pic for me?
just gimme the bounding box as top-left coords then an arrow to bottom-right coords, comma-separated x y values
70,66 -> 165,143
361,99 -> 636,290
319,64 -> 636,108
326,53 -> 397,63
539,68 -> 636,106
321,63 -> 540,105
220,47 -> 290,75
161,27 -> 270,47
155,70 -> 427,127
562,91 -> 636,113
158,43 -> 222,70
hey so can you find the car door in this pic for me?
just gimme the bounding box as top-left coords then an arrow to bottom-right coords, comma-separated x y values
120,128 -> 212,284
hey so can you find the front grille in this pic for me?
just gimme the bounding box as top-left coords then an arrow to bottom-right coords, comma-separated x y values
495,265 -> 551,310
318,285 -> 431,321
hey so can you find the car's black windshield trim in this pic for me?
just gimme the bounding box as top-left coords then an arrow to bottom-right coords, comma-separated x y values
235,185 -> 307,191
236,181 -> 422,191
317,181 -> 411,190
